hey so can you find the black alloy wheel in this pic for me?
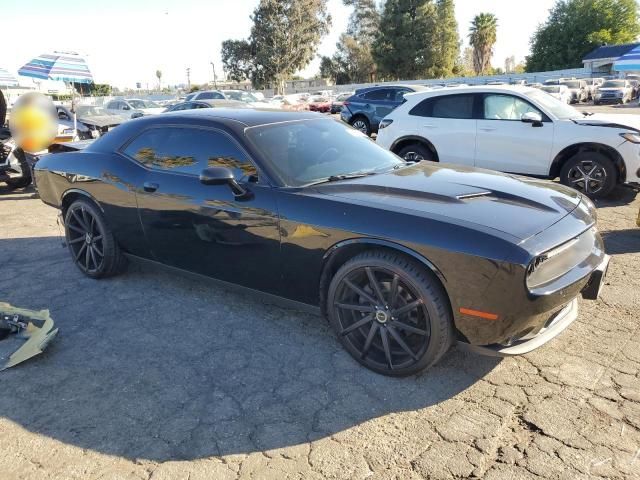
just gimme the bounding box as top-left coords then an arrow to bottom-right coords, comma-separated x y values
560,152 -> 616,198
64,199 -> 127,278
397,143 -> 435,162
350,117 -> 371,136
327,251 -> 453,376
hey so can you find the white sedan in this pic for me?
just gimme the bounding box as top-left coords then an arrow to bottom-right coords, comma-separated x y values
376,85 -> 640,198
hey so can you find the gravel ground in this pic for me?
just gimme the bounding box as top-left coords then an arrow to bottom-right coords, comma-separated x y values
0,129 -> 639,479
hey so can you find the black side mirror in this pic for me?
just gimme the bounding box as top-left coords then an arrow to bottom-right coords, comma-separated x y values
200,167 -> 251,199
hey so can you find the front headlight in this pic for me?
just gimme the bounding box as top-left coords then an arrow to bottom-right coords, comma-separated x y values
620,132 -> 640,143
526,228 -> 597,290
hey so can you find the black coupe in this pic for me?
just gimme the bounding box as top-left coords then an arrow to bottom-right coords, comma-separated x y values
34,109 -> 609,376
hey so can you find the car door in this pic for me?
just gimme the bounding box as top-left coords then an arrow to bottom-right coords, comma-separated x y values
410,93 -> 477,166
123,125 -> 282,295
475,93 -> 555,176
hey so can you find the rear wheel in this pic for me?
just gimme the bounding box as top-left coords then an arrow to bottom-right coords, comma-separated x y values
560,152 -> 617,198
327,250 -> 453,376
350,117 -> 371,136
64,199 -> 127,278
397,143 -> 435,162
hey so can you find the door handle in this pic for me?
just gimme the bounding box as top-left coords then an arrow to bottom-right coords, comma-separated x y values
143,181 -> 159,193
479,127 -> 496,132
423,124 -> 436,128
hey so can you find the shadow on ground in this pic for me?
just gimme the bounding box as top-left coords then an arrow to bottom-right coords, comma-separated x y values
0,236 -> 500,462
603,228 -> 640,255
0,184 -> 38,200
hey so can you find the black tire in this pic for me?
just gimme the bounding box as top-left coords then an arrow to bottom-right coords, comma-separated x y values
5,149 -> 32,189
5,175 -> 32,189
64,198 -> 127,278
397,143 -> 435,162
560,151 -> 617,198
326,250 -> 453,377
350,116 -> 371,136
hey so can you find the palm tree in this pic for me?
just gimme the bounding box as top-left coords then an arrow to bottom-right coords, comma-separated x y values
155,70 -> 162,90
468,13 -> 498,76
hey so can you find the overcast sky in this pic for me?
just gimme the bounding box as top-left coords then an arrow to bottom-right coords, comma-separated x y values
4,0 -> 556,89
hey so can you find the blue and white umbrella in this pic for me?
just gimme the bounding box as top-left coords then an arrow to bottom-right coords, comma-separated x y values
18,51 -> 93,84
0,67 -> 18,87
613,45 -> 640,72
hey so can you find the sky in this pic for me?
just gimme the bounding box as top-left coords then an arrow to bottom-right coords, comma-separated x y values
3,0 -> 557,90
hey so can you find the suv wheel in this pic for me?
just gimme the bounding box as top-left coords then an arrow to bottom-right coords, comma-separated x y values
560,152 -> 617,198
326,250 -> 453,377
350,117 -> 371,136
397,143 -> 435,162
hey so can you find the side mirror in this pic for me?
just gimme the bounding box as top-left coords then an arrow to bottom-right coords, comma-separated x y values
200,167 -> 251,199
122,105 -> 130,110
521,112 -> 543,127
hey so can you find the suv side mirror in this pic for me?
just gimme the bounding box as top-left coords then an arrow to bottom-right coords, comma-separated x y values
200,167 -> 251,199
521,112 -> 543,127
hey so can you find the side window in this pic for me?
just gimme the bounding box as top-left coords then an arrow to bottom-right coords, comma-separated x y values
483,94 -> 540,121
431,94 -> 474,119
106,101 -> 117,109
393,89 -> 410,102
123,127 -> 257,179
363,89 -> 390,101
409,98 -> 433,117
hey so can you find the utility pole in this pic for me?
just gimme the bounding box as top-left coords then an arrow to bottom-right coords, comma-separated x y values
186,67 -> 191,91
210,62 -> 217,89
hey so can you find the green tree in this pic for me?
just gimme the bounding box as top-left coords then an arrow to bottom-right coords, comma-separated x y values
469,13 -> 498,75
155,70 -> 162,89
429,0 -> 459,78
221,39 -> 253,82
373,0 -> 438,79
221,0 -> 331,92
319,55 -> 338,82
454,46 -> 475,76
526,0 -> 640,72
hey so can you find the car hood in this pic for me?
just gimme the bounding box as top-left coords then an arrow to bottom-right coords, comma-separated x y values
312,162 -> 582,241
573,113 -> 640,131
78,115 -> 125,127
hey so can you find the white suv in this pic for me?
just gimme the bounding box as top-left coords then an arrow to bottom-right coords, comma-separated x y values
376,85 -> 640,197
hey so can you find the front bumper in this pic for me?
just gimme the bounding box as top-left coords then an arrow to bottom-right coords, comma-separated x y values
459,254 -> 610,357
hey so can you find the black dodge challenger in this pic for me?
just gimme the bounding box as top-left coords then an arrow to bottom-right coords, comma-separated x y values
34,109 -> 609,376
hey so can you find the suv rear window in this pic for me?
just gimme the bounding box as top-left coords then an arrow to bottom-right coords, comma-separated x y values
410,94 -> 474,119
362,89 -> 391,101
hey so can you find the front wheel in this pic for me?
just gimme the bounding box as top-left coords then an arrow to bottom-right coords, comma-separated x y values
350,117 -> 371,136
560,152 -> 617,198
326,250 -> 453,376
397,143 -> 435,162
64,199 -> 127,278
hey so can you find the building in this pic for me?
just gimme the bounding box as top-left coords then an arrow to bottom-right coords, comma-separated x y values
582,42 -> 640,75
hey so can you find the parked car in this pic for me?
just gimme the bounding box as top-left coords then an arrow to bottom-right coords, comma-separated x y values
330,92 -> 354,114
376,85 -> 640,198
628,80 -> 640,100
34,109 -> 608,376
220,90 -> 274,108
593,80 -> 633,105
56,105 -> 126,139
185,90 -> 226,101
525,82 -> 543,89
162,99 -> 247,112
584,78 -> 605,100
307,95 -> 331,113
340,85 -> 428,136
104,98 -> 165,118
540,85 -> 571,104
559,80 -> 588,103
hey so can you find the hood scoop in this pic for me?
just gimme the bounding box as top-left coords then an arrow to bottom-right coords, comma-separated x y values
456,191 -> 492,200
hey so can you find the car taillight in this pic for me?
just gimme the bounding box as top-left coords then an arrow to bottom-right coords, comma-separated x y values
342,101 -> 350,106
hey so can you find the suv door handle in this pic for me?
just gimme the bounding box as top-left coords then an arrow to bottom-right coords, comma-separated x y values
143,181 -> 159,193
479,127 -> 496,132
423,124 -> 436,128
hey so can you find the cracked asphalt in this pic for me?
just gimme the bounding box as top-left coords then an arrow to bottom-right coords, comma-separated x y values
0,179 -> 638,480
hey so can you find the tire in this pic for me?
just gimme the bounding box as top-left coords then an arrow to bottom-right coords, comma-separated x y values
64,198 -> 127,278
560,151 -> 617,199
5,149 -> 32,189
5,175 -> 32,189
397,143 -> 435,162
350,116 -> 371,136
326,250 -> 454,377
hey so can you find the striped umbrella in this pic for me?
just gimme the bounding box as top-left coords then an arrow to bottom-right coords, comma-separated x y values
613,45 -> 640,72
18,51 -> 93,84
0,67 -> 18,87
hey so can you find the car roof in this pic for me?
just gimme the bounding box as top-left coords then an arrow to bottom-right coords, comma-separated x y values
355,84 -> 428,94
160,108 -> 324,127
404,84 -> 538,99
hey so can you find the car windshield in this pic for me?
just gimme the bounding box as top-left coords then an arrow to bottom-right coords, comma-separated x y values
246,119 -> 404,187
336,93 -> 351,101
223,91 -> 259,103
602,80 -> 625,88
541,86 -> 560,93
128,99 -> 161,109
76,106 -> 106,116
523,89 -> 582,120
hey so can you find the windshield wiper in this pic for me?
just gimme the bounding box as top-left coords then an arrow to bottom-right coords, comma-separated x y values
305,171 -> 376,186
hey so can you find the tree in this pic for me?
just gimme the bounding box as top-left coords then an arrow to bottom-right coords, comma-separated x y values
319,55 -> 337,82
454,46 -> 475,76
469,13 -> 497,75
429,0 -> 459,78
373,0 -> 438,79
221,0 -> 331,93
156,70 -> 162,89
526,0 -> 640,72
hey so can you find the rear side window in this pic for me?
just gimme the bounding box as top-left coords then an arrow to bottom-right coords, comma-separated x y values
410,94 -> 474,119
123,127 -> 256,179
198,91 -> 224,100
363,89 -> 391,101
